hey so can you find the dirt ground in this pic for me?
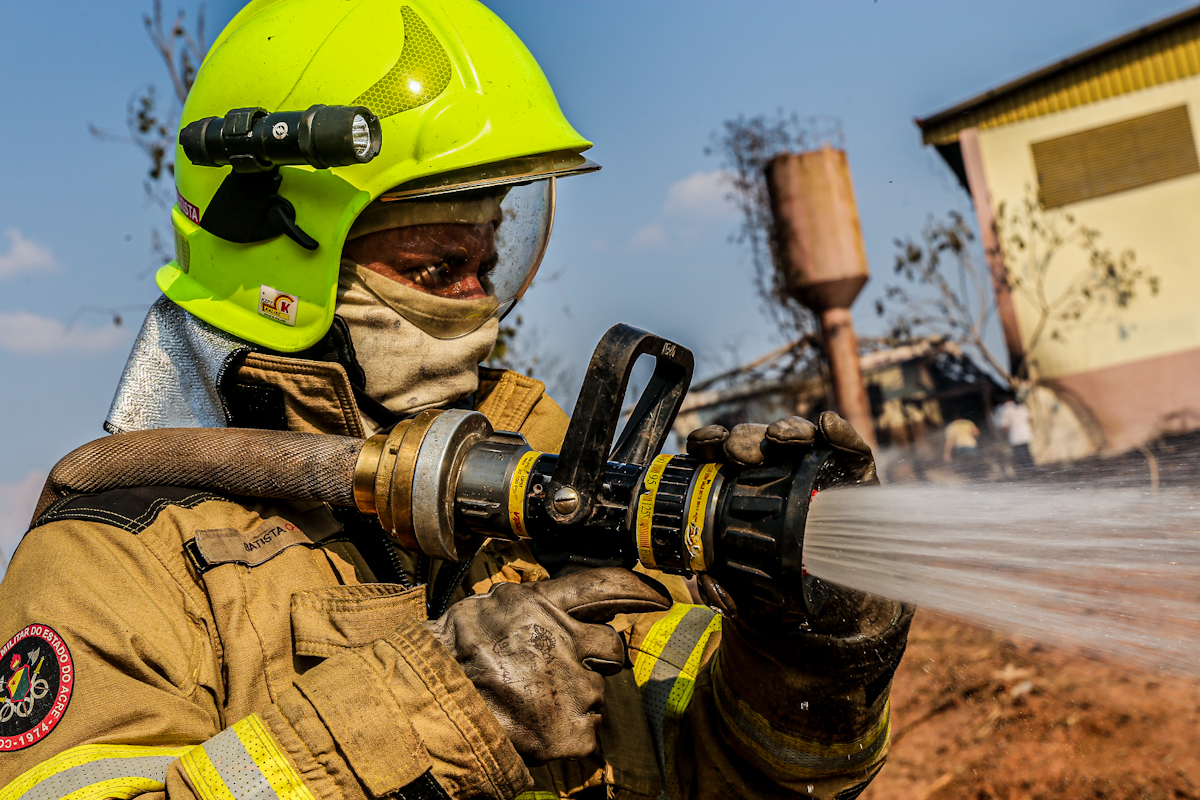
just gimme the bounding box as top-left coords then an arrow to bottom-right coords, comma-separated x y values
861,611 -> 1200,800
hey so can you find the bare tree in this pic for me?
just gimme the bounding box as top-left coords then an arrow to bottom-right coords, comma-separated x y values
996,191 -> 1158,380
878,191 -> 1159,391
91,1 -> 206,265
706,112 -> 838,348
879,211 -> 1011,381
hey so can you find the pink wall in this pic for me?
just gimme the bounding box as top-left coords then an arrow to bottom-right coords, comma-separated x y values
1049,345 -> 1200,452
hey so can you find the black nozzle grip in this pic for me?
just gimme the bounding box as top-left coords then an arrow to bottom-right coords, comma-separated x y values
547,324 -> 693,524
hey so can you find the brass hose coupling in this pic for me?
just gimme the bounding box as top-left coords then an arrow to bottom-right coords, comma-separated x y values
352,409 -> 506,560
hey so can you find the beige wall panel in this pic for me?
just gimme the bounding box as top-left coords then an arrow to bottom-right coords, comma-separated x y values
978,74 -> 1200,380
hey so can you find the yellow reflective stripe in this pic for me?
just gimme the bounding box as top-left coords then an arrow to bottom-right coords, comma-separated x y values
633,603 -> 722,797
60,777 -> 164,800
635,454 -> 674,569
632,603 -> 690,687
665,611 -> 721,713
231,715 -> 316,800
663,612 -> 721,794
712,656 -> 891,779
514,793 -> 558,800
3,719 -> 311,800
179,741 -> 235,800
182,714 -> 313,800
2,743 -> 192,800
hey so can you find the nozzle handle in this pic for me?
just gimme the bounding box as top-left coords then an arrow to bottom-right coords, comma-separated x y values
547,324 -> 693,524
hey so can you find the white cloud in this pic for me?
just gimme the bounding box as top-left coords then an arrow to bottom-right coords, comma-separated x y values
0,470 -> 46,574
0,311 -> 128,355
628,170 -> 738,249
631,224 -> 668,249
662,170 -> 736,219
0,230 -> 59,279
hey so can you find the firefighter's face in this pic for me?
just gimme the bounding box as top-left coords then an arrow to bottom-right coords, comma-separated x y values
343,222 -> 498,300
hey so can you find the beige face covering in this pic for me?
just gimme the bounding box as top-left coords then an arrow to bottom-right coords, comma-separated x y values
336,193 -> 508,430
333,191 -> 516,431
337,260 -> 499,428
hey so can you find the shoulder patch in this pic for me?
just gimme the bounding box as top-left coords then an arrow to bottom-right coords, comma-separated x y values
0,624 -> 73,750
31,486 -> 229,534
191,516 -> 312,570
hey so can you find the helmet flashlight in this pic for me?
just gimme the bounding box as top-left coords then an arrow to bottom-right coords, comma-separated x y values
180,105 -> 383,173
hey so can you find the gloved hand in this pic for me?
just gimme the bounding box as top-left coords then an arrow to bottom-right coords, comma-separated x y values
425,567 -> 672,763
687,412 -> 912,800
685,409 -> 875,481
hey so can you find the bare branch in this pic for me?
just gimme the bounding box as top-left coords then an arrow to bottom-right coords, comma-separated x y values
92,2 -> 206,275
706,112 -> 839,344
879,188 -> 1159,391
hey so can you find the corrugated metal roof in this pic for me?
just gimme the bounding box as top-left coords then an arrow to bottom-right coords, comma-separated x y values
917,5 -> 1200,146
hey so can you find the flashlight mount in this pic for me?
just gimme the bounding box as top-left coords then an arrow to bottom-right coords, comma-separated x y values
178,105 -> 383,250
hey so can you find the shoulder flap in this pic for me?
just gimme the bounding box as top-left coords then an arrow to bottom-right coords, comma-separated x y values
475,368 -> 546,432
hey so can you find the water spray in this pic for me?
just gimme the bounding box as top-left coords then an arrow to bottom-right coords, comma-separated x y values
804,483 -> 1200,677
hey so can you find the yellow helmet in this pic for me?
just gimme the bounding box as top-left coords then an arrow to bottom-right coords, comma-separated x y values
164,0 -> 597,351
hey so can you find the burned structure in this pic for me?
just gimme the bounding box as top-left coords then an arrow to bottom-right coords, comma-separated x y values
672,337 -> 1003,462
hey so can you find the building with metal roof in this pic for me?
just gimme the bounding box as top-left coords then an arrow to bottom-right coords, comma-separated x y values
918,4 -> 1200,460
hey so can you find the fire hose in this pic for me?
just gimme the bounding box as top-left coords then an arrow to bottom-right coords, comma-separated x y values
36,325 -> 865,622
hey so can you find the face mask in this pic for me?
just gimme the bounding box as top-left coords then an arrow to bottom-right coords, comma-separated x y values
336,259 -> 498,428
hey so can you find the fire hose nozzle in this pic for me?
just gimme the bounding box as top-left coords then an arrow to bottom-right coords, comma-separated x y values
348,404 -> 846,622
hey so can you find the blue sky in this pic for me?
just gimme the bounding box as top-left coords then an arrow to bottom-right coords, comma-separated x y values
0,0 -> 1193,565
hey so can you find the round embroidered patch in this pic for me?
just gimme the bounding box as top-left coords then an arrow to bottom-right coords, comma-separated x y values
0,624 -> 73,750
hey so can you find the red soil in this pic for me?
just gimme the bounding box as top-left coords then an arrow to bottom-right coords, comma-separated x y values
862,611 -> 1200,800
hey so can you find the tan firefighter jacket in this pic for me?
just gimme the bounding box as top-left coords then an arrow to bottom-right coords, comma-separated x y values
0,352 -> 911,800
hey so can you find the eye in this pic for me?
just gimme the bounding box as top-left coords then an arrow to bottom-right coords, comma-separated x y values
407,262 -> 453,288
477,251 -> 499,278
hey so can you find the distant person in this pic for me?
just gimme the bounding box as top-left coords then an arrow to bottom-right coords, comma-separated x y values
998,397 -> 1034,474
943,417 -> 981,472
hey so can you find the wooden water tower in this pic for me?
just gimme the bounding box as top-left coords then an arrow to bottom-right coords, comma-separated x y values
765,144 -> 875,447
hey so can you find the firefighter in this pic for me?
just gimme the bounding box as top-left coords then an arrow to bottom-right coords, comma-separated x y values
0,2 -> 911,799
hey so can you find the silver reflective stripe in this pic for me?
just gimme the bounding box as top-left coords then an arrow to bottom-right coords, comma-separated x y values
17,756 -> 175,800
641,606 -> 717,772
201,726 -> 282,800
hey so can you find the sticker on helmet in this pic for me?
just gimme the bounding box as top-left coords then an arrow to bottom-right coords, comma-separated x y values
0,624 -> 73,751
259,285 -> 298,326
176,190 -> 201,224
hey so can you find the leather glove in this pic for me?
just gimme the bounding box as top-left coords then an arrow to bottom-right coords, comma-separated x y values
688,412 -> 911,800
685,411 -> 882,627
425,567 -> 672,763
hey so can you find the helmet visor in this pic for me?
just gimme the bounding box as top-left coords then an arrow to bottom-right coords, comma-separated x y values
343,178 -> 555,337
489,178 -> 554,318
